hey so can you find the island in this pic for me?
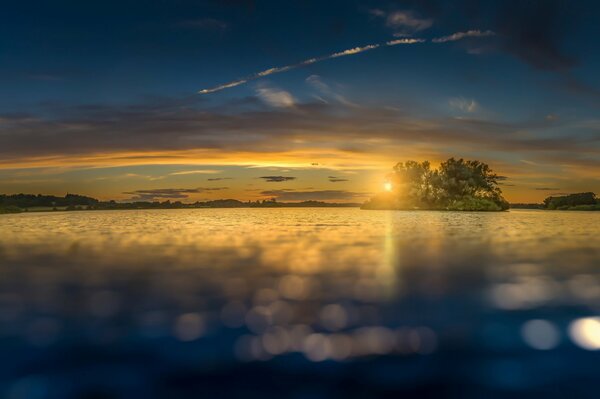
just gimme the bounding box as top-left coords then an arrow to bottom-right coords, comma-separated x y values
362,158 -> 510,211
510,192 -> 600,210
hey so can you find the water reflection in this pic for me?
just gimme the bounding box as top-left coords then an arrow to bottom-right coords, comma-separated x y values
0,209 -> 599,397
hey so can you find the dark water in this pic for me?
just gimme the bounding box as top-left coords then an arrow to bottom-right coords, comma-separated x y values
1,209 -> 599,398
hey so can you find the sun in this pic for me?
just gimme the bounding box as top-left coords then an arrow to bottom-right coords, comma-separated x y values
384,182 -> 393,192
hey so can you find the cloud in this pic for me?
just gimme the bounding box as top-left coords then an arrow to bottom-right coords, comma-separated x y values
256,86 -> 295,108
385,11 -> 433,33
370,9 -> 432,36
534,187 -> 561,191
207,177 -> 233,181
199,79 -> 248,94
386,38 -> 426,46
123,187 -> 227,201
495,0 -> 578,71
259,176 -> 297,182
305,75 -> 357,107
432,30 -> 495,43
330,44 -> 380,58
170,169 -> 222,175
260,189 -> 364,201
328,176 -> 349,182
449,97 -> 478,113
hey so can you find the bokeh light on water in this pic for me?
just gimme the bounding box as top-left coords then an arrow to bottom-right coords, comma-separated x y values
1,208 -> 599,398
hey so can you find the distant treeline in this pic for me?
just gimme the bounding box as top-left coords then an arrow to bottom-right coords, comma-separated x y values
0,193 -> 99,208
0,194 -> 358,213
509,203 -> 545,209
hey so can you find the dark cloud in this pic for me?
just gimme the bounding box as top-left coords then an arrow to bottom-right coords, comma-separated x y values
494,0 -> 579,72
534,187 -> 560,191
259,176 -> 297,182
406,0 -> 581,72
207,177 -> 233,181
260,189 -> 365,201
123,187 -> 227,201
560,75 -> 600,105
328,176 -> 349,182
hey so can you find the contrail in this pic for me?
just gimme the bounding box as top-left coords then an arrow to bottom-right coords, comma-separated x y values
199,42 -> 401,94
198,31 -> 492,94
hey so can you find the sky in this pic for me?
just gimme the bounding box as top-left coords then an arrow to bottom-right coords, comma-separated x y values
1,0 -> 599,203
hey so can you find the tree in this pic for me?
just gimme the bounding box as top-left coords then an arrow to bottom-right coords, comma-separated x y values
389,161 -> 436,206
436,158 -> 506,208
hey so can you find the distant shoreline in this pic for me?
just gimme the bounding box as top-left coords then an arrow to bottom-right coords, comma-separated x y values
3,191 -> 600,214
0,193 -> 364,214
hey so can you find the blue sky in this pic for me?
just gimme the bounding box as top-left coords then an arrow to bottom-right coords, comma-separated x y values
1,0 -> 599,202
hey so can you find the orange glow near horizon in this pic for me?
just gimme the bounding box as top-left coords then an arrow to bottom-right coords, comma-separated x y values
0,147 -> 598,203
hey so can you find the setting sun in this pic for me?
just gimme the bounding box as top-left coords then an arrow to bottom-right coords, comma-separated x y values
384,182 -> 393,192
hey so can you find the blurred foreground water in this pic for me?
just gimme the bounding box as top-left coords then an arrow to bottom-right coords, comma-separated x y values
1,208 -> 600,398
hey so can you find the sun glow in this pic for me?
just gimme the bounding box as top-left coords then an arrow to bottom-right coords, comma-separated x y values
384,182 -> 393,192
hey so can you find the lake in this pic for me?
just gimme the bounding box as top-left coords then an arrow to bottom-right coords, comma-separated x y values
1,209 -> 600,398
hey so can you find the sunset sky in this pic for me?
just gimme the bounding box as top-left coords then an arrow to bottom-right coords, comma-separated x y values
1,0 -> 599,203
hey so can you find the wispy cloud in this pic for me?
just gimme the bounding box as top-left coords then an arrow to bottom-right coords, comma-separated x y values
432,30 -> 495,43
207,177 -> 232,181
305,75 -> 357,107
386,38 -> 426,46
449,97 -> 479,113
260,176 -> 296,182
328,176 -> 349,182
199,79 -> 248,94
534,187 -> 560,191
330,44 -> 380,58
256,86 -> 295,108
385,11 -> 433,34
170,169 -> 222,175
370,9 -> 432,36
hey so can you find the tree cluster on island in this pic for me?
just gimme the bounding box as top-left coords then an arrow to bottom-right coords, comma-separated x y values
510,192 -> 599,210
0,194 -> 359,213
542,192 -> 599,210
362,158 -> 510,211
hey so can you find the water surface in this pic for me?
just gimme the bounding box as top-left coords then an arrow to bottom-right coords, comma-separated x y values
1,209 -> 599,398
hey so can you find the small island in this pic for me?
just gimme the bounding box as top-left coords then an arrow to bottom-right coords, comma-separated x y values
362,158 -> 510,211
511,192 -> 600,211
